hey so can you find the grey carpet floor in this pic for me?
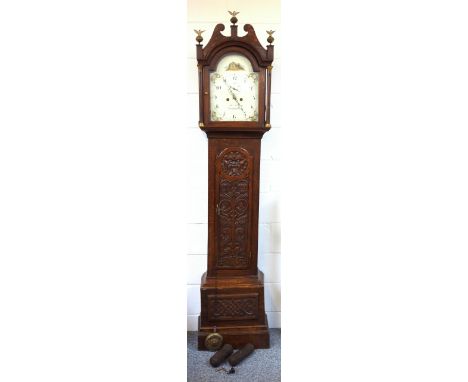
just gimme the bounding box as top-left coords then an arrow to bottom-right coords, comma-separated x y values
187,329 -> 281,382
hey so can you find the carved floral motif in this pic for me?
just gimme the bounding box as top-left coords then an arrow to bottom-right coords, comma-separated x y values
220,150 -> 248,177
217,179 -> 249,267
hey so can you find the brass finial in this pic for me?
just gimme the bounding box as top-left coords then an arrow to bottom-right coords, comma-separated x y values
194,29 -> 205,44
266,30 -> 275,45
228,10 -> 239,25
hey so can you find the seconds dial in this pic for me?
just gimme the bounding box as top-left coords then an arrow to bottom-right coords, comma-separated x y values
210,54 -> 259,122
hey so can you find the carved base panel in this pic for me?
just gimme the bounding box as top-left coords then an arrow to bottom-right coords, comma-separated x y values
197,270 -> 270,349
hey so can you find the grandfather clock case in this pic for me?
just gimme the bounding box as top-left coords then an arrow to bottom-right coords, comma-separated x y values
195,13 -> 275,350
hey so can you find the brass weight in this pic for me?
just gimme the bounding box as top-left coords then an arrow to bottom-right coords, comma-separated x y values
204,332 -> 224,351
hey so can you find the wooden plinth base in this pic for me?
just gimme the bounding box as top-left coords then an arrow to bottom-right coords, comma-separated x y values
197,270 -> 270,350
197,315 -> 270,350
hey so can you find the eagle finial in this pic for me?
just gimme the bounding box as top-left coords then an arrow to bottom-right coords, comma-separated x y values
194,29 -> 205,44
266,30 -> 275,45
228,11 -> 239,24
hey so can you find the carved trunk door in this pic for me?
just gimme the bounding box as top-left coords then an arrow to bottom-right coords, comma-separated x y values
215,146 -> 254,271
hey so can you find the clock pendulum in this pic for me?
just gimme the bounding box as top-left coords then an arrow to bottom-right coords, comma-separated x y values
194,11 -> 275,350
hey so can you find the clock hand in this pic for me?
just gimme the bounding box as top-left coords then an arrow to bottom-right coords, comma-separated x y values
226,84 -> 240,94
228,88 -> 247,118
222,78 -> 241,93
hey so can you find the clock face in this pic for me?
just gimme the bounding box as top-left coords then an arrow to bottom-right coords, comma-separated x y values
209,54 -> 259,122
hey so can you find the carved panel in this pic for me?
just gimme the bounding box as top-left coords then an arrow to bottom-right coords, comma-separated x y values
207,293 -> 259,321
216,148 -> 252,269
220,150 -> 249,177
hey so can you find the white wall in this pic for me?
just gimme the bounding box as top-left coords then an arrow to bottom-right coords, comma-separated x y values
187,0 -> 281,330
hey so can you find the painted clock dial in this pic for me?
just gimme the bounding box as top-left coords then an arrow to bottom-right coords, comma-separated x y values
209,54 -> 259,122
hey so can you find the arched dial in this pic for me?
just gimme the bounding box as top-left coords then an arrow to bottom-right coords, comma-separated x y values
210,54 -> 259,122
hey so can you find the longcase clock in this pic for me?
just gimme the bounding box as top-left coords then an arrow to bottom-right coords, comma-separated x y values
194,11 -> 275,350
